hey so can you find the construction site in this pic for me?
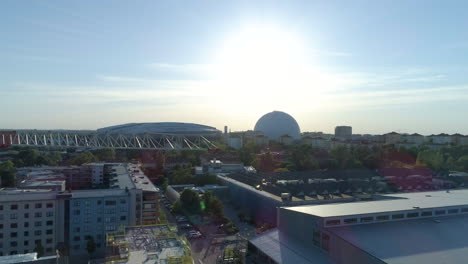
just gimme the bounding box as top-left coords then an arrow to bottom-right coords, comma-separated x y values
105,224 -> 193,264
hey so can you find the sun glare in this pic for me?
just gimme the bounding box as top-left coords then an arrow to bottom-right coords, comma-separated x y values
208,24 -> 331,113
213,25 -> 306,84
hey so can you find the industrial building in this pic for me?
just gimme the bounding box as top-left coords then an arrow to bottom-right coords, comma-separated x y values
248,189 -> 468,264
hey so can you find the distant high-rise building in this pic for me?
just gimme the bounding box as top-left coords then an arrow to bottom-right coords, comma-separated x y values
335,126 -> 352,140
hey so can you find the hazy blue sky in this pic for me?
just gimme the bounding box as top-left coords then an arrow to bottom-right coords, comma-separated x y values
2,0 -> 468,134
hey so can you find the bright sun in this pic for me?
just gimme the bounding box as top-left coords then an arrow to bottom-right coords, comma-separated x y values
208,24 -> 332,114
213,25 -> 307,85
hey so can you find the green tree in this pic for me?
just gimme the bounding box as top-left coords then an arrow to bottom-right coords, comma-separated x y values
456,155 -> 468,171
180,188 -> 201,213
162,178 -> 169,192
34,240 -> 45,258
86,236 -> 96,257
239,141 -> 259,166
93,148 -> 116,161
16,148 -> 41,166
67,152 -> 98,165
0,160 -> 16,187
210,198 -> 224,218
170,167 -> 193,184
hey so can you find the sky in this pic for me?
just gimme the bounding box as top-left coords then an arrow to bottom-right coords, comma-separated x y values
1,0 -> 468,135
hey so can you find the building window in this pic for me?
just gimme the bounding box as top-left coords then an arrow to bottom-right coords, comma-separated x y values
24,204 -> 29,209
360,216 -> 374,223
10,223 -> 18,228
46,248 -> 53,253
24,213 -> 29,218
46,229 -> 53,235
35,203 -> 42,209
46,212 -> 53,217
10,213 -> 17,220
392,214 -> 404,219
461,208 -> 468,213
0,215 -> 2,221
10,242 -> 18,247
46,221 -> 53,226
46,203 -> 53,208
24,241 -> 29,246
0,224 -> 3,229
34,221 -> 42,227
73,210 -> 80,215
0,233 -> 2,239
73,245 -> 80,250
343,218 -> 357,224
46,239 -> 53,244
84,201 -> 90,207
407,212 -> 419,218
435,210 -> 446,215
24,222 -> 29,228
97,243 -> 101,248
84,226 -> 90,232
10,232 -> 17,238
97,200 -> 102,205
84,217 -> 90,223
10,251 -> 18,255
24,231 -> 29,237
325,219 -> 340,226
120,199 -> 126,204
10,204 -> 18,210
376,215 -> 390,221
448,209 -> 459,214
35,230 -> 42,236
105,200 -> 117,206
73,201 -> 80,206
73,227 -> 80,232
73,236 -> 80,241
421,211 -> 433,216
120,215 -> 126,221
0,205 -> 3,210
97,217 -> 102,223
35,212 -> 42,218
321,233 -> 330,251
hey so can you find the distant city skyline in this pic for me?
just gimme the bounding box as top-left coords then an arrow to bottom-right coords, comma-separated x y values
2,1 -> 468,134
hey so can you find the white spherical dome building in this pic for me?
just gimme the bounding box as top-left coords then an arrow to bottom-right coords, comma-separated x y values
254,111 -> 301,140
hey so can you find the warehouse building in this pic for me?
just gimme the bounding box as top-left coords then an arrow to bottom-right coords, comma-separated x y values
248,190 -> 468,264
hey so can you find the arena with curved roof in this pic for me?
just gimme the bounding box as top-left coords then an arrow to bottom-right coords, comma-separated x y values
97,122 -> 220,135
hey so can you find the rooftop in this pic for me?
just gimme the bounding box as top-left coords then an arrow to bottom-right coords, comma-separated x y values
330,214 -> 468,264
249,229 -> 331,264
284,190 -> 468,218
106,225 -> 192,264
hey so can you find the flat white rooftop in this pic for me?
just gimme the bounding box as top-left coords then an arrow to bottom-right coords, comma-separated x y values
330,214 -> 468,264
283,190 -> 468,217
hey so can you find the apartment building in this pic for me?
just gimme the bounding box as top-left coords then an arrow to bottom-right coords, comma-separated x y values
0,189 -> 60,257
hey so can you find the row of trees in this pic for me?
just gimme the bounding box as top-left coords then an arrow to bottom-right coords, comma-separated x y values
169,167 -> 218,186
237,142 -> 468,173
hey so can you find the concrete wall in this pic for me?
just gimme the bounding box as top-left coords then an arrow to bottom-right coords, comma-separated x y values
218,176 -> 281,225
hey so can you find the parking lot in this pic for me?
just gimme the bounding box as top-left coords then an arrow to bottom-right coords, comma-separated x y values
160,195 -> 247,264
